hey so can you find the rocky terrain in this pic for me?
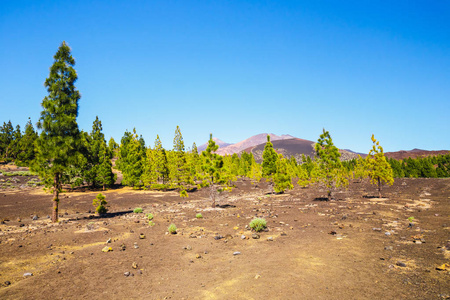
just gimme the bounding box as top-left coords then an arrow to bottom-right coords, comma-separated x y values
0,170 -> 449,299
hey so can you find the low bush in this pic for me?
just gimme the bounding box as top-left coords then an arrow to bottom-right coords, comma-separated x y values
146,213 -> 154,220
168,223 -> 177,234
195,213 -> 203,219
133,207 -> 143,213
249,218 -> 267,232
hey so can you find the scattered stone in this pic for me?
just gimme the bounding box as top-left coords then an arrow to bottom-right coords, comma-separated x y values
329,231 -> 337,235
255,274 -> 261,279
436,263 -> 449,271
124,272 -> 130,277
233,251 -> 241,256
384,232 -> 391,236
214,235 -> 223,240
396,261 -> 406,267
132,262 -> 138,269
414,240 -> 422,244
102,246 -> 112,252
183,245 -> 192,251
139,233 -> 145,239
4,281 -> 11,286
372,228 -> 382,231
134,243 -> 139,249
196,254 -> 202,259
384,246 -> 394,251
252,234 -> 260,239
23,273 -> 33,277
280,232 -> 287,236
138,270 -> 143,275
106,238 -> 111,244
120,244 -> 126,251
267,237 -> 273,241
241,235 -> 246,240
32,215 -> 38,220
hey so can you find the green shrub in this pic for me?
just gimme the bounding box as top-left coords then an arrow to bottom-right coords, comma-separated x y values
146,213 -> 154,220
133,207 -> 143,213
195,213 -> 203,219
93,193 -> 108,215
148,221 -> 155,226
249,218 -> 267,232
180,190 -> 188,198
168,223 -> 177,234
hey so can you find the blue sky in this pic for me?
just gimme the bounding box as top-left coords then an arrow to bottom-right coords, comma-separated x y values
1,1 -> 449,153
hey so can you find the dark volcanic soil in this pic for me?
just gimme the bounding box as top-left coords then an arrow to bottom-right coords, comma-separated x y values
0,175 -> 449,299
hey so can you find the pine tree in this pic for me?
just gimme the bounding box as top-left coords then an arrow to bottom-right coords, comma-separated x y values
16,118 -> 38,165
314,129 -> 348,200
354,155 -> 368,182
249,160 -> 262,186
84,116 -> 105,188
273,154 -> 294,193
96,141 -> 115,190
366,135 -> 394,198
32,42 -> 81,222
0,121 -> 14,160
201,134 -> 225,207
261,135 -> 278,177
120,129 -> 144,188
108,137 -> 119,156
172,126 -> 190,194
9,124 -> 22,160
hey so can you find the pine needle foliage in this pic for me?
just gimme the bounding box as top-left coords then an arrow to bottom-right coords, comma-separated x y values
366,135 -> 394,198
32,41 -> 81,222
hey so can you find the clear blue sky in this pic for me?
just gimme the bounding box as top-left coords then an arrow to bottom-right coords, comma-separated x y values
1,1 -> 449,153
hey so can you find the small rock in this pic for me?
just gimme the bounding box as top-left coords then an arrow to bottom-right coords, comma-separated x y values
120,244 -> 126,251
132,262 -> 138,269
214,235 -> 223,240
372,228 -> 382,231
384,246 -> 393,251
414,240 -> 422,244
106,238 -> 111,244
233,251 -> 241,256
267,237 -> 273,241
102,246 -> 112,252
196,254 -> 202,259
139,233 -> 145,239
255,274 -> 261,279
252,234 -> 260,239
4,281 -> 11,286
241,235 -> 246,240
32,215 -> 38,220
183,245 -> 192,251
134,243 -> 139,249
280,232 -> 287,236
384,232 -> 391,236
396,261 -> 406,267
124,272 -> 130,277
23,273 -> 33,277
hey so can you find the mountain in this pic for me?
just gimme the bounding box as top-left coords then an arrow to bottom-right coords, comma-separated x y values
213,133 -> 295,155
243,138 -> 315,163
197,137 -> 231,152
385,149 -> 450,160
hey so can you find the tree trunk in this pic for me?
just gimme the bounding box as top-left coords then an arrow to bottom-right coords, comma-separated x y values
103,184 -> 105,191
52,174 -> 60,223
378,177 -> 382,198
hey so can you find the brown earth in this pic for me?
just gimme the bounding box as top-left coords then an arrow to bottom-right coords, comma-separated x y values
0,174 -> 449,299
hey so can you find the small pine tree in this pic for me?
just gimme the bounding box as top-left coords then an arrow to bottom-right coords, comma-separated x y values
92,193 -> 108,215
261,135 -> 278,177
366,135 -> 394,198
16,118 -> 38,165
201,134 -> 225,207
314,129 -> 348,200
97,141 -> 115,190
273,154 -> 294,193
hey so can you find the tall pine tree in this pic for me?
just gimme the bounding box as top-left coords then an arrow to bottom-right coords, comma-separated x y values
366,135 -> 394,198
32,42 -> 81,222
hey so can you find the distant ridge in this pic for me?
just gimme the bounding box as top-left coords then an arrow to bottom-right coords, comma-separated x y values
197,137 -> 231,152
385,149 -> 450,160
214,133 -> 294,155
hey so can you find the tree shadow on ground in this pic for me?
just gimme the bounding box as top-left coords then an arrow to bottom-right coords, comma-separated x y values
68,210 -> 133,221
